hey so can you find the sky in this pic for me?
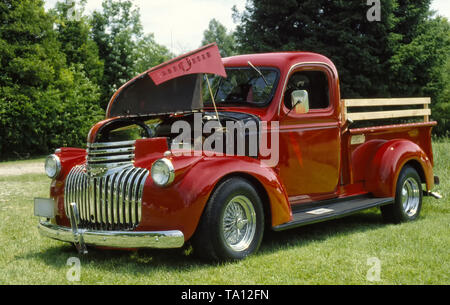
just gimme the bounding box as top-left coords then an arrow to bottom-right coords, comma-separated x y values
44,0 -> 450,55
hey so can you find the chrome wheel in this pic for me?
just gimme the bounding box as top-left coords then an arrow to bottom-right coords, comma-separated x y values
381,165 -> 422,223
192,177 -> 264,261
401,177 -> 421,217
221,195 -> 257,252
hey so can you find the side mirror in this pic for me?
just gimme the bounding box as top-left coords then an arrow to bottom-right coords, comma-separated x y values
291,90 -> 309,114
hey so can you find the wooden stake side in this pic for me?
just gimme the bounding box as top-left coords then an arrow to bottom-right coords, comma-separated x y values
342,97 -> 432,122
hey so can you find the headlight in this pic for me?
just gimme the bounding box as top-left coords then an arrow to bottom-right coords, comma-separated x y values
45,154 -> 61,179
151,158 -> 175,187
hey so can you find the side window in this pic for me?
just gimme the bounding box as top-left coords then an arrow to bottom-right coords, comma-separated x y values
284,70 -> 329,110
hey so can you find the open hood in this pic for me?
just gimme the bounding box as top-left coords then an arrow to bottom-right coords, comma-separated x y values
106,43 -> 226,118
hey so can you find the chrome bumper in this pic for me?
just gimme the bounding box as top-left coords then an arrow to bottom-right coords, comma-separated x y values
38,221 -> 185,250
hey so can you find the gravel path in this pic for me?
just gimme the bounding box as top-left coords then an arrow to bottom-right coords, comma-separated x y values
0,162 -> 44,176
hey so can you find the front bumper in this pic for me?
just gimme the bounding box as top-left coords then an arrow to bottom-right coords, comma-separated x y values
35,199 -> 185,254
38,221 -> 185,250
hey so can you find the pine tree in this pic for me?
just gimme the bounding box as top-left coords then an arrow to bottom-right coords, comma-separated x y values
234,0 -> 395,98
234,0 -> 449,133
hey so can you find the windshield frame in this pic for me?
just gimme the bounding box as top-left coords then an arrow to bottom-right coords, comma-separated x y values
204,66 -> 280,108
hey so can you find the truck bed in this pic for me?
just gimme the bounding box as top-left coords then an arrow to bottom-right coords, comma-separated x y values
341,97 -> 436,187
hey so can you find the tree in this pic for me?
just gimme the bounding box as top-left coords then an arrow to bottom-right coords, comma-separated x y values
233,0 -> 450,134
418,17 -> 450,135
52,0 -> 104,84
134,33 -> 173,73
91,0 -> 143,108
201,18 -> 237,57
233,0 -> 397,98
0,0 -> 103,158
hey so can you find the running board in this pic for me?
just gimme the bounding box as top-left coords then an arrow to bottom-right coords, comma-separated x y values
273,195 -> 394,231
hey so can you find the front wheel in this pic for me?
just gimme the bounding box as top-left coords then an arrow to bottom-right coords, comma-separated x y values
192,177 -> 265,261
381,165 -> 423,223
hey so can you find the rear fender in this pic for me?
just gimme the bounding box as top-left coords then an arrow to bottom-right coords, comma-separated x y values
365,139 -> 434,197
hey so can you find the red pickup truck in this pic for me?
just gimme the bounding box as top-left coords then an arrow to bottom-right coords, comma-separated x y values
34,44 -> 441,261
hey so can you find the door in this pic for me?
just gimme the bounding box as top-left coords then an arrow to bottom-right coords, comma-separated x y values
277,65 -> 341,202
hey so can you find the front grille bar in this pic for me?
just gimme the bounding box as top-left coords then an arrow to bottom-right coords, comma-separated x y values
64,164 -> 149,231
87,140 -> 136,167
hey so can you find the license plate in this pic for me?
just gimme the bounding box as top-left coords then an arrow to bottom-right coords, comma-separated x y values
34,198 -> 56,218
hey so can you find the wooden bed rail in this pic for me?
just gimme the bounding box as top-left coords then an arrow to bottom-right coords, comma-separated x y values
342,97 -> 431,123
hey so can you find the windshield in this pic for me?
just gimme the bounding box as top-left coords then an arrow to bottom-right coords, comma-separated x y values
203,67 -> 279,107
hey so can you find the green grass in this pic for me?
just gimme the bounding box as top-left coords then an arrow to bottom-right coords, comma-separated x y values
0,156 -> 46,166
0,141 -> 449,285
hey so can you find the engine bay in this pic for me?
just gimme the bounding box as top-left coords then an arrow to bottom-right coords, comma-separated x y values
93,111 -> 261,156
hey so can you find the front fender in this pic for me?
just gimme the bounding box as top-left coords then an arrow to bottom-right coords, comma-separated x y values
365,139 -> 434,198
139,155 -> 291,241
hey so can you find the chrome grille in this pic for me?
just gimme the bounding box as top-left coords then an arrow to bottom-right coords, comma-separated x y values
64,164 -> 149,230
86,140 -> 135,176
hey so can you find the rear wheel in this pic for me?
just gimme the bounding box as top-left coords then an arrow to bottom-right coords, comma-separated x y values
381,165 -> 422,223
192,177 -> 264,261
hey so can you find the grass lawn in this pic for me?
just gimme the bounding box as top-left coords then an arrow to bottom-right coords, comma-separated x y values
0,141 -> 448,285
0,156 -> 46,166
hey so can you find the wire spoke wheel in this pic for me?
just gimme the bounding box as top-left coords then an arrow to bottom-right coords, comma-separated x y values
221,195 -> 257,252
192,178 -> 264,261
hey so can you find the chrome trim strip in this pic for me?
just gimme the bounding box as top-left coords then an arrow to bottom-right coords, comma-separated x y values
87,140 -> 136,148
88,154 -> 135,163
87,162 -> 133,169
38,221 -> 185,249
87,147 -> 134,155
126,169 -> 137,226
110,172 -> 117,226
133,169 -> 147,226
102,176 -> 108,228
137,170 -> 147,224
95,177 -> 101,226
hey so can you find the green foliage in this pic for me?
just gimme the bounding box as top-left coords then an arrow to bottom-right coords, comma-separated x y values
134,33 -> 173,73
201,18 -> 237,57
0,0 -> 103,159
52,0 -> 104,84
234,0 -> 450,135
389,16 -> 450,135
0,0 -> 174,159
3,0 -> 446,158
430,51 -> 450,136
91,0 -> 143,108
234,0 -> 397,97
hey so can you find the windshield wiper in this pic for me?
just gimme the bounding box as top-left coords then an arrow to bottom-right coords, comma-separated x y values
248,61 -> 268,86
